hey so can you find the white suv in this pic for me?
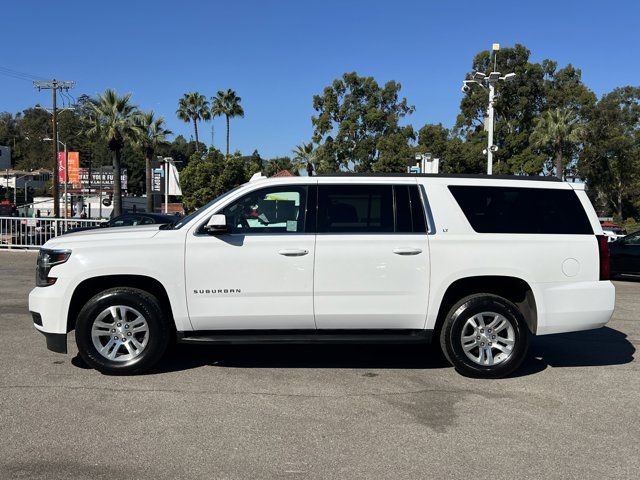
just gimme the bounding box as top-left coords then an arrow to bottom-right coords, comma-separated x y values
28,174 -> 615,378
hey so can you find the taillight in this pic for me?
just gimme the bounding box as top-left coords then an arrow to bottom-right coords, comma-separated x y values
597,235 -> 610,280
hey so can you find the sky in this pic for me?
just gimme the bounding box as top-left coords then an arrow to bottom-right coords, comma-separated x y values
1,0 -> 639,158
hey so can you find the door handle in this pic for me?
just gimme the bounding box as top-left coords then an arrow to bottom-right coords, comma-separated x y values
393,247 -> 423,256
278,249 -> 309,257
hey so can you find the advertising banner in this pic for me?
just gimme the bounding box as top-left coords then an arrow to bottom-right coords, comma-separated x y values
151,160 -> 164,194
77,168 -> 128,191
58,152 -> 80,185
151,159 -> 182,196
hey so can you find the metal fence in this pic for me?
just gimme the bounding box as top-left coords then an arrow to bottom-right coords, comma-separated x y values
0,217 -> 107,250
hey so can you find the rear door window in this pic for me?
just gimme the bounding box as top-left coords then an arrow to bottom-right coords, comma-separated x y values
448,185 -> 593,234
394,185 -> 427,233
317,184 -> 426,234
317,185 -> 394,233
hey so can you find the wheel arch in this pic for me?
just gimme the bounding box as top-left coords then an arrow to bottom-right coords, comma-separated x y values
432,275 -> 537,336
67,275 -> 175,333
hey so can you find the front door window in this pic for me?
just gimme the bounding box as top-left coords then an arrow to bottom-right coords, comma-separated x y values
219,186 -> 307,234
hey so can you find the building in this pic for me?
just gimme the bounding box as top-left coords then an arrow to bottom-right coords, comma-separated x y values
0,169 -> 52,190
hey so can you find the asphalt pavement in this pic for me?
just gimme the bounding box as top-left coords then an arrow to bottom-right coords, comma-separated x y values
0,250 -> 638,479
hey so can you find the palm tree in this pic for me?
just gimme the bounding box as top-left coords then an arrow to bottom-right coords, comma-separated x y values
292,142 -> 316,176
176,92 -> 210,152
133,112 -> 173,212
211,89 -> 244,157
530,108 -> 585,179
86,89 -> 138,216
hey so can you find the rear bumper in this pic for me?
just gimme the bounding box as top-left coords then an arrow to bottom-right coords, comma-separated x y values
535,280 -> 615,335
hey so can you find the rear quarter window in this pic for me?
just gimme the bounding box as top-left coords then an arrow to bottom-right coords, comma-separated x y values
448,185 -> 593,234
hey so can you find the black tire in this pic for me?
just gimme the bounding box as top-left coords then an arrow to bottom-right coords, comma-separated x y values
439,294 -> 529,378
75,287 -> 170,375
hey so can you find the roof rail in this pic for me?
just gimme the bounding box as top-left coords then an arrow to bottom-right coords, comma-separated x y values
315,173 -> 562,182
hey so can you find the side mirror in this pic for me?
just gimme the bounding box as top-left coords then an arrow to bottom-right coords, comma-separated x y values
204,214 -> 229,235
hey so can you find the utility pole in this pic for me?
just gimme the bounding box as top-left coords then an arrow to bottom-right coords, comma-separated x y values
33,79 -> 75,217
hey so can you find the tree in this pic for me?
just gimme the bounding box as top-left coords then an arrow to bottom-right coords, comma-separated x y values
214,156 -> 249,196
374,129 -> 415,173
264,157 -> 294,177
211,89 -> 244,158
176,92 -> 210,152
291,142 -> 316,176
580,87 -> 640,218
11,108 -> 52,170
86,89 -> 138,216
133,111 -> 173,212
180,149 -> 225,212
530,108 -> 585,179
457,44 -> 595,175
311,72 -> 414,173
156,134 -> 198,167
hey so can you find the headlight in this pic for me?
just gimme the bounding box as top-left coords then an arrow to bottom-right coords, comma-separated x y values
36,249 -> 71,287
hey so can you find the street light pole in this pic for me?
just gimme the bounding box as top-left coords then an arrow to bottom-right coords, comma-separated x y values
487,80 -> 495,176
14,174 -> 29,205
461,43 -> 516,175
164,158 -> 169,214
62,136 -> 68,219
43,136 -> 69,218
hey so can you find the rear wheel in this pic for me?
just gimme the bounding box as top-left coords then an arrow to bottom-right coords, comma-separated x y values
75,287 -> 170,374
439,294 -> 529,378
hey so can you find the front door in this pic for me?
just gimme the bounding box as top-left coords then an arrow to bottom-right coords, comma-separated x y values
313,183 -> 430,330
185,184 -> 316,330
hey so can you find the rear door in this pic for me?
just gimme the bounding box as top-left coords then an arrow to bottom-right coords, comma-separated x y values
313,181 -> 430,330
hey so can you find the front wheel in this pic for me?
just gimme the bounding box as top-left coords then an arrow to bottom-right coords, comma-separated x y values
75,287 -> 170,375
439,294 -> 529,378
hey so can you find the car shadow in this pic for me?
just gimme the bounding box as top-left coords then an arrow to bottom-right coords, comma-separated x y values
153,342 -> 452,373
516,326 -> 635,375
143,326 -> 635,377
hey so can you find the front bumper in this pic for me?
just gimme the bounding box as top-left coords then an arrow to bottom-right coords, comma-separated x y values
37,329 -> 67,354
535,280 -> 616,335
29,284 -> 70,353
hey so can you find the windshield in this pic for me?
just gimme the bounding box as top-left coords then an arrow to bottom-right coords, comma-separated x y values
168,185 -> 244,229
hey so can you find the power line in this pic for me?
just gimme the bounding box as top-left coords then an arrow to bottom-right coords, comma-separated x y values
0,65 -> 47,81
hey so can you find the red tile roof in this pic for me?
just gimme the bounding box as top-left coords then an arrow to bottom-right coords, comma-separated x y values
271,170 -> 295,177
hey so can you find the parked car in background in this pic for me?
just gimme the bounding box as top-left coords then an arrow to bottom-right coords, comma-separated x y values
64,213 -> 179,234
610,230 -> 640,277
600,221 -> 627,242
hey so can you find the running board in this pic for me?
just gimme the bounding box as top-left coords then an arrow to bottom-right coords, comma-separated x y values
177,329 -> 433,345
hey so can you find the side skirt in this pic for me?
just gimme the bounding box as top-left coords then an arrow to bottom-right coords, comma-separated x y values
177,329 -> 433,345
